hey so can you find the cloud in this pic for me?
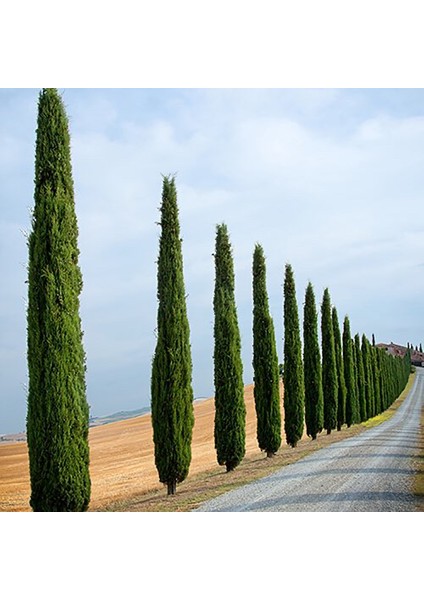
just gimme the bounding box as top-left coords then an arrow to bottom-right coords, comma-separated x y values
2,88 -> 424,433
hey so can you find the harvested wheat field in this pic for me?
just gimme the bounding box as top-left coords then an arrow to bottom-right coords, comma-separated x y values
0,382 -> 298,512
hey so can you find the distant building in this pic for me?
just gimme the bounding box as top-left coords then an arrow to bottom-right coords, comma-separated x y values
377,342 -> 424,367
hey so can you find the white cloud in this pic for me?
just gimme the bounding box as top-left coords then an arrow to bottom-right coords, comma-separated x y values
2,89 -> 424,433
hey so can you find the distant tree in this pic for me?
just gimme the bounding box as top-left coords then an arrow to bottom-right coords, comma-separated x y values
213,223 -> 246,471
352,335 -> 360,416
420,343 -> 423,353
362,335 -> 374,420
368,339 -> 376,417
378,348 -> 389,412
355,333 -> 366,422
283,264 -> 305,447
26,88 -> 91,511
371,345 -> 382,415
372,333 -> 376,347
252,244 -> 282,457
151,176 -> 194,495
343,316 -> 358,426
321,288 -> 338,434
332,306 -> 346,431
303,282 -> 324,440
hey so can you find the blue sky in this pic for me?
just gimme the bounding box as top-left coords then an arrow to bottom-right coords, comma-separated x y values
1,88 -> 424,434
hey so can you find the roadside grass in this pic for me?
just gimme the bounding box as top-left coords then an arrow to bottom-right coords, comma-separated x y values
363,373 -> 416,428
99,373 -> 416,512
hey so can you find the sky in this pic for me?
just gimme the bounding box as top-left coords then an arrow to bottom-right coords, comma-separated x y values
1,87 -> 424,434
1,3 -> 423,591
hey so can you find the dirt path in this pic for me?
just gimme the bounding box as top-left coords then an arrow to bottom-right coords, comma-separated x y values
0,382 -> 289,511
196,370 -> 424,512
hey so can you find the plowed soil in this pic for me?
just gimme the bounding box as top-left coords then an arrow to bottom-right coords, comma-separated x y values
0,382 -> 294,511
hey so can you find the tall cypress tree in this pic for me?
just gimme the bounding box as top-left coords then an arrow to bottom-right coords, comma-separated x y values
355,333 -> 366,422
321,288 -> 338,434
332,306 -> 346,431
151,176 -> 194,495
372,345 -> 382,415
352,335 -> 360,417
283,264 -> 305,448
303,282 -> 324,440
374,346 -> 384,414
26,89 -> 90,512
252,244 -> 282,457
214,223 -> 246,471
343,316 -> 358,426
378,348 -> 388,412
367,338 -> 376,417
362,335 -> 373,420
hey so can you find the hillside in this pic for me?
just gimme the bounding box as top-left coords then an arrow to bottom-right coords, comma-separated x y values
0,382 -> 292,511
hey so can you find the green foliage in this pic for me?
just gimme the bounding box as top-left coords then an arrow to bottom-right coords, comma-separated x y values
332,307 -> 346,430
213,224 -> 246,471
343,317 -> 358,426
362,335 -> 374,419
151,176 -> 194,494
283,264 -> 305,448
26,89 -> 90,511
372,346 -> 382,415
354,333 -> 367,421
321,288 -> 338,434
303,282 -> 324,440
252,244 -> 282,456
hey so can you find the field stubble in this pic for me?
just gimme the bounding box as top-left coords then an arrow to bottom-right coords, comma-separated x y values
0,377 -> 418,512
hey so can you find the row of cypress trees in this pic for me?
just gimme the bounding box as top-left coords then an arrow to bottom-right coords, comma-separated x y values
26,89 -> 412,509
284,276 -> 411,448
152,185 -> 411,492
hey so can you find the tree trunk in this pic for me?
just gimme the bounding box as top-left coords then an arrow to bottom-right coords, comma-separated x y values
266,450 -> 275,458
167,480 -> 176,495
327,428 -> 331,435
337,424 -> 341,431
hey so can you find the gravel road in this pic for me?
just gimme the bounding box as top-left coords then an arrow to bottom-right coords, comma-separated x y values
195,368 -> 424,512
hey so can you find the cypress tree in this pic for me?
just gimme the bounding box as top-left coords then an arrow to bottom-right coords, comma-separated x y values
352,335 -> 360,416
26,88 -> 90,511
375,348 -> 383,415
303,282 -> 324,440
355,333 -> 366,421
367,338 -> 376,416
283,264 -> 305,448
332,306 -> 346,431
151,176 -> 194,495
252,244 -> 282,457
213,223 -> 246,471
372,345 -> 382,415
321,288 -> 338,434
378,348 -> 388,412
362,335 -> 373,420
343,316 -> 358,426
